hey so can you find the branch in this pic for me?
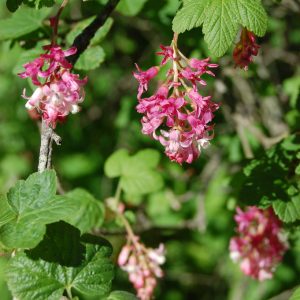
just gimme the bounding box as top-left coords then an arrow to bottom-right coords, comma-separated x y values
67,0 -> 120,65
38,120 -> 61,172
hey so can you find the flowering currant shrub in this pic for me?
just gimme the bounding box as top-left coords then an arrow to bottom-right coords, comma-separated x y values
0,0 -> 299,300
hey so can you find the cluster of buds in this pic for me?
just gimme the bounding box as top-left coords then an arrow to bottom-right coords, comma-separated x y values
233,28 -> 260,70
19,44 -> 87,127
118,236 -> 165,300
133,35 -> 219,164
229,206 -> 288,281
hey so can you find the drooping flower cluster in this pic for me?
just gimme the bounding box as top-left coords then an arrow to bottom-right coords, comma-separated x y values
133,35 -> 219,164
233,28 -> 260,70
229,206 -> 288,281
118,236 -> 165,300
19,45 -> 87,126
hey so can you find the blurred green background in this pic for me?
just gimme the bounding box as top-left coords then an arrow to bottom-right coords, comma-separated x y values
0,0 -> 300,299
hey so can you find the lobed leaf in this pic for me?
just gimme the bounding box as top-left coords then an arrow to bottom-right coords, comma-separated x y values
273,196 -> 300,223
64,188 -> 105,233
232,135 -> 300,223
0,6 -> 50,41
6,0 -> 23,12
74,46 -> 105,71
104,149 -> 130,178
172,0 -> 268,57
107,291 -> 138,300
104,149 -> 163,196
120,169 -> 163,195
6,223 -> 114,300
66,17 -> 114,46
0,171 -> 105,249
202,0 -> 239,57
172,0 -> 211,34
116,0 -> 148,16
232,0 -> 268,36
290,287 -> 300,300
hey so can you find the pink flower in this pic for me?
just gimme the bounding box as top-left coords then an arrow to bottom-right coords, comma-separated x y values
180,67 -> 207,87
156,45 -> 174,65
133,64 -> 159,99
189,57 -> 218,76
229,206 -> 288,281
19,44 -> 87,126
133,37 -> 219,164
233,28 -> 260,70
22,70 -> 86,127
18,45 -> 77,85
118,238 -> 166,300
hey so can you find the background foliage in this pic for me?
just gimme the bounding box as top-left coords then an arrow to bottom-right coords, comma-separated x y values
0,0 -> 300,299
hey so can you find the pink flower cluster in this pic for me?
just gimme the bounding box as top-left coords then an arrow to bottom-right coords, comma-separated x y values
229,206 -> 288,281
233,28 -> 260,70
133,37 -> 219,164
118,237 -> 165,300
19,45 -> 87,126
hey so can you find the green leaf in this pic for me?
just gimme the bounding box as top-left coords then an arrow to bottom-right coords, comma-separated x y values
296,164 -> 300,175
0,195 -> 14,228
107,291 -> 138,300
104,149 -> 130,178
0,154 -> 30,177
232,135 -> 300,223
23,0 -> 56,8
7,170 -> 56,213
71,234 -> 114,296
117,0 -> 148,16
172,0 -> 211,34
58,153 -> 101,179
273,196 -> 300,223
120,169 -> 163,195
27,221 -> 85,267
0,6 -> 50,41
91,17 -> 114,45
232,0 -> 268,36
283,76 -> 300,108
66,17 -> 114,46
147,191 -> 183,226
290,287 -> 300,300
172,0 -> 268,57
8,255 -> 65,300
202,0 -> 239,57
126,149 -> 161,170
64,188 -> 105,233
6,0 -> 23,12
119,149 -> 163,195
74,46 -> 105,71
105,149 -> 163,195
0,257 -> 11,300
6,230 -> 114,300
0,171 -> 81,249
